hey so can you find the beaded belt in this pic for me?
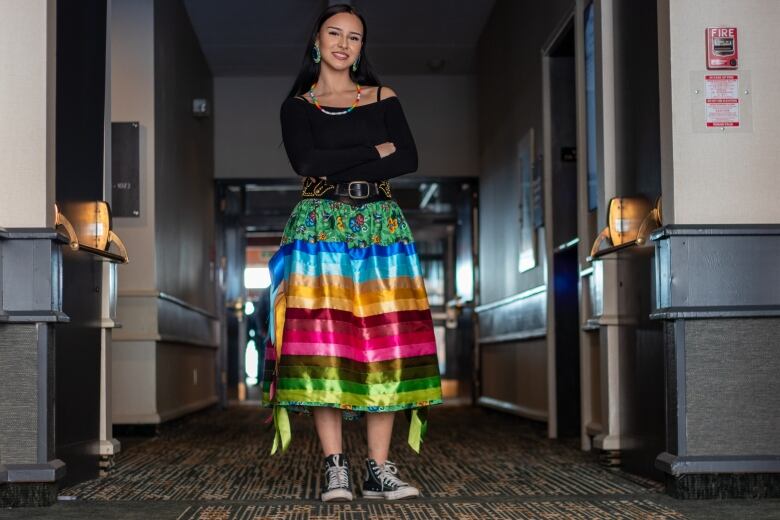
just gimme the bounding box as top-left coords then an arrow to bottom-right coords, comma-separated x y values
301,177 -> 392,205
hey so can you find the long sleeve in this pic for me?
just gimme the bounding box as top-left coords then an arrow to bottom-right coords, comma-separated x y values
326,97 -> 418,183
280,97 -> 380,177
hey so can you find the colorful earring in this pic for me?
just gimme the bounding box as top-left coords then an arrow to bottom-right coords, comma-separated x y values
352,55 -> 360,72
312,43 -> 321,64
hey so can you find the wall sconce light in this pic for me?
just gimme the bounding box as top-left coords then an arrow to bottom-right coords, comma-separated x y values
54,201 -> 129,263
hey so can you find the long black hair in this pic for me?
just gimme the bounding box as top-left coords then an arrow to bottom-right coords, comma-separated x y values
286,4 -> 381,99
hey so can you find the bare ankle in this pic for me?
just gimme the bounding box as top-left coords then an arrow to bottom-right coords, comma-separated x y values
368,456 -> 387,466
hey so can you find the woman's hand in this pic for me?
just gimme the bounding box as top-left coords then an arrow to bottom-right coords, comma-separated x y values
375,142 -> 396,158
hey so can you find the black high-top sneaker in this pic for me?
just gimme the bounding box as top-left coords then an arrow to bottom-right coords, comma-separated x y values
321,453 -> 353,502
362,459 -> 420,500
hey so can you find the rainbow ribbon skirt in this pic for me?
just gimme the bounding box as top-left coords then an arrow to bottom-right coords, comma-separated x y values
262,198 -> 443,454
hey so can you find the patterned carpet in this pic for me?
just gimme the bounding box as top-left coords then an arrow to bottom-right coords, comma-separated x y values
175,500 -> 683,520
49,406 -> 700,519
63,406 -> 661,502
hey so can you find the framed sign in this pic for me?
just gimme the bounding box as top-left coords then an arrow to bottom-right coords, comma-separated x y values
532,153 -> 544,229
518,129 -> 537,273
705,74 -> 739,127
690,70 -> 752,133
111,122 -> 140,217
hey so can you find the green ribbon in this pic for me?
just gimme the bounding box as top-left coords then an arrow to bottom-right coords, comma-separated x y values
270,405 -> 291,455
406,408 -> 428,453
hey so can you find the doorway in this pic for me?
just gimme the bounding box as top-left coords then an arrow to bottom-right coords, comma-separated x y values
215,178 -> 479,407
543,14 -> 581,439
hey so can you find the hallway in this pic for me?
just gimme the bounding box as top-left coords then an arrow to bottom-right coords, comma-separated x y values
3,0 -> 780,513
0,407 -> 773,519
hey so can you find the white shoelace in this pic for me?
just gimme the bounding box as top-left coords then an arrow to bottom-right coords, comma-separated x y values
378,461 -> 408,488
326,464 -> 349,490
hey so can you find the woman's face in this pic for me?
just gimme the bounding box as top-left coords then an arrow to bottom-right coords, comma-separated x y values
315,12 -> 364,73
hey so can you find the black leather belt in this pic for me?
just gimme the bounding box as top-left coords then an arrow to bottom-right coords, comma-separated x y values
301,178 -> 392,205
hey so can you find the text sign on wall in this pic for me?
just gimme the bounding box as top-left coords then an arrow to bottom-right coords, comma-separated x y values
705,75 -> 740,127
706,27 -> 738,69
111,122 -> 140,217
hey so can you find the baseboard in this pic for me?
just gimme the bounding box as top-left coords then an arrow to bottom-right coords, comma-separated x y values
113,396 -> 218,426
477,396 -> 548,421
158,396 -> 219,422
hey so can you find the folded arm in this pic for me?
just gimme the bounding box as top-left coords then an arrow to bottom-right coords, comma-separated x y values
280,97 -> 380,177
326,96 -> 418,183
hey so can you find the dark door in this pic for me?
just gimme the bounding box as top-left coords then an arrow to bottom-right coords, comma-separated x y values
547,22 -> 581,437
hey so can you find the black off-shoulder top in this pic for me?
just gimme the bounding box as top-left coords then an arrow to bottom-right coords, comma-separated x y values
279,87 -> 418,183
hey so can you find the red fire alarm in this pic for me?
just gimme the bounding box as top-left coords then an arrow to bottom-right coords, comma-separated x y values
706,27 -> 738,69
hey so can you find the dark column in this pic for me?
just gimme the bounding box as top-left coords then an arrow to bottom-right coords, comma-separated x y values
53,0 -> 109,487
652,225 -> 780,498
0,229 -> 69,507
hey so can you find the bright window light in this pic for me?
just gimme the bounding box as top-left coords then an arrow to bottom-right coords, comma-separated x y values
245,339 -> 259,383
245,267 -> 271,289
244,301 -> 255,315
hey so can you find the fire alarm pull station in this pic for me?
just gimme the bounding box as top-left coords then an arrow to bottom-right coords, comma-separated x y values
706,27 -> 738,69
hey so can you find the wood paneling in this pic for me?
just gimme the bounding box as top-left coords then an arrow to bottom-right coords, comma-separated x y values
154,0 -> 216,313
480,340 -> 548,419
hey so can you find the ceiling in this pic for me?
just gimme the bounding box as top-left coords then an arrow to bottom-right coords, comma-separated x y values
182,0 -> 496,76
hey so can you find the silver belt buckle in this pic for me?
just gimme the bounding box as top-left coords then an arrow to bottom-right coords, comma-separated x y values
347,181 -> 370,199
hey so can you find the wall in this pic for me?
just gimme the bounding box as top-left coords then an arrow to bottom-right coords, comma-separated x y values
0,0 -> 56,228
477,0 -> 573,304
611,0 -> 661,200
214,75 -> 478,179
480,339 -> 548,418
111,0 -> 156,291
474,0 -> 574,420
111,0 -> 218,424
651,0 -> 780,494
154,0 -> 216,312
112,0 -> 216,308
660,0 -> 780,224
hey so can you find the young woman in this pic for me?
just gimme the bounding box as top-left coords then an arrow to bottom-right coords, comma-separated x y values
262,4 -> 442,502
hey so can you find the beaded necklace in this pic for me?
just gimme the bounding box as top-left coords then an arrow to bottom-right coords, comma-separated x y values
308,82 -> 361,115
